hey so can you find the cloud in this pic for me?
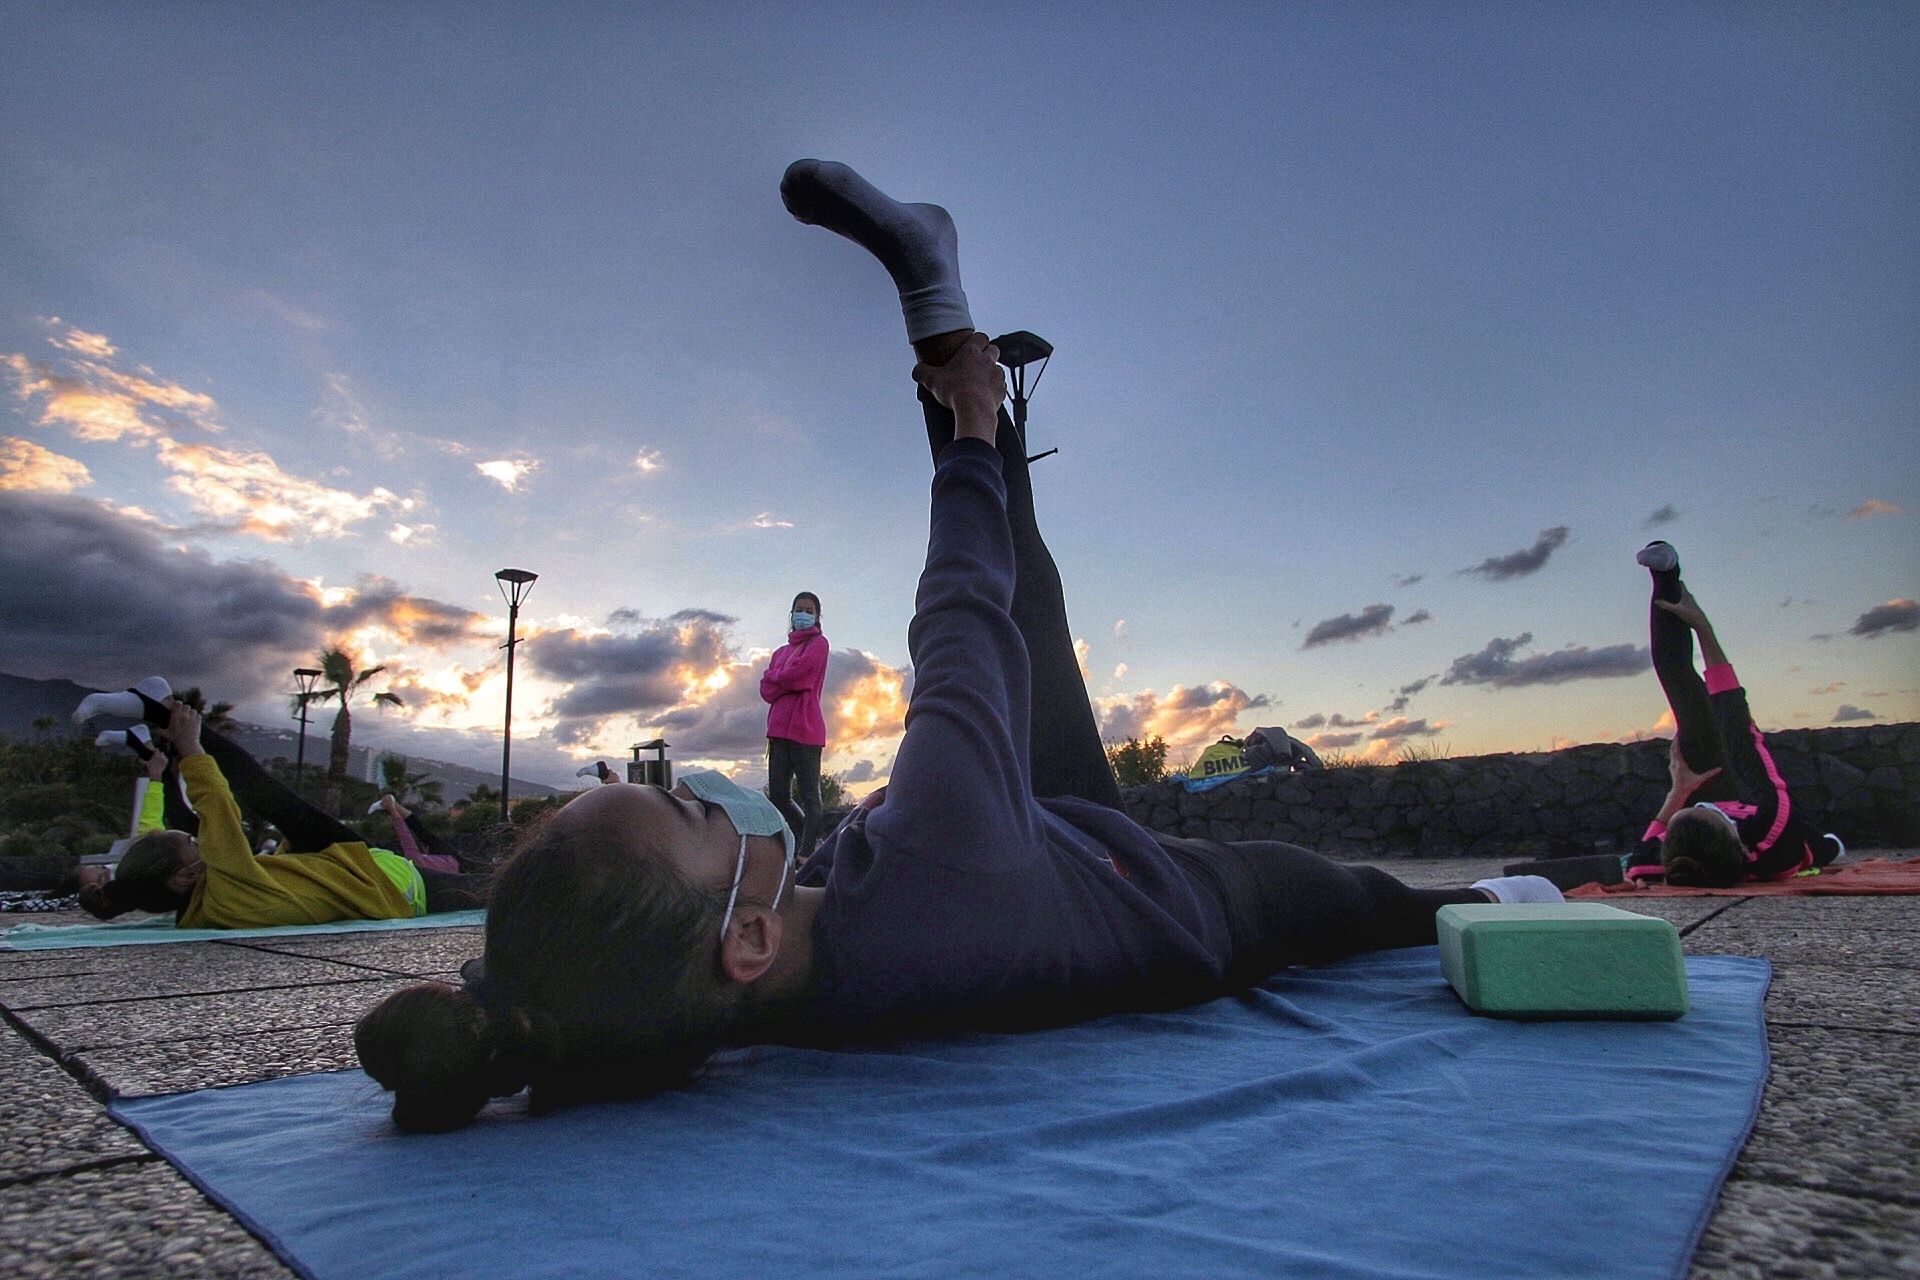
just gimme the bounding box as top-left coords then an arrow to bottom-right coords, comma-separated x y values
1644,504 -> 1678,527
1294,713 -> 1326,730
0,493 -> 336,695
0,437 -> 91,492
1385,674 -> 1434,714
1113,619 -> 1128,642
1072,638 -> 1091,679
1303,730 -> 1363,750
1096,681 -> 1270,749
5,352 -> 167,443
1400,609 -> 1432,626
1393,573 -> 1424,588
632,449 -> 663,473
1460,526 -> 1570,580
475,458 -> 537,492
156,439 -> 409,539
1845,499 -> 1903,520
652,645 -> 909,763
1832,704 -> 1878,723
1368,716 -> 1442,742
1302,604 -> 1394,648
1809,681 -> 1845,695
823,648 -> 910,745
748,512 -> 793,530
49,324 -> 116,358
6,330 -> 417,541
1441,632 -> 1648,688
1849,598 -> 1919,638
529,611 -> 739,722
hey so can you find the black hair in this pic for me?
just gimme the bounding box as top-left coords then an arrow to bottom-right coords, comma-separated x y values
1661,809 -> 1746,888
354,815 -> 739,1132
78,831 -> 192,919
791,592 -> 821,617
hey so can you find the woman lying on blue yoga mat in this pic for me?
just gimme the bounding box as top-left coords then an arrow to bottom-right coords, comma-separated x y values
72,686 -> 488,925
1626,545 -> 1844,887
354,160 -> 1561,1133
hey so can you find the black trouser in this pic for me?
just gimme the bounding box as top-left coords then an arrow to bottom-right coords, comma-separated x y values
920,393 -> 1470,971
1647,564 -> 1739,799
921,391 -> 1121,808
767,736 -> 824,854
186,725 -> 487,912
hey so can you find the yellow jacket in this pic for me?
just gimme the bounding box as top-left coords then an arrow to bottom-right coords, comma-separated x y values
176,754 -> 417,928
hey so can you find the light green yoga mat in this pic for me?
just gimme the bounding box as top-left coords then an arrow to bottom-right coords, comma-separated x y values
0,909 -> 485,951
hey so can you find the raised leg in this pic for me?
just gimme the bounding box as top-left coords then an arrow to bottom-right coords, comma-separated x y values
1645,548 -> 1725,776
919,386 -> 1121,809
198,727 -> 362,853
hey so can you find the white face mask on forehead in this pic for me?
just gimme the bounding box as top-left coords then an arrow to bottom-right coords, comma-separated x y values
678,770 -> 796,941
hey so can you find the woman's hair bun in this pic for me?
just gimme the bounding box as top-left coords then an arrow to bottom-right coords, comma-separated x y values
354,982 -> 528,1133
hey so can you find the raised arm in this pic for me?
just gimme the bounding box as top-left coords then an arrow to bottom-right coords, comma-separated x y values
866,338 -> 1040,870
169,706 -> 270,889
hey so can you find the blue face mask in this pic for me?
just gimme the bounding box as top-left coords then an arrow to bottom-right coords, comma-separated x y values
790,610 -> 817,631
677,769 -> 796,940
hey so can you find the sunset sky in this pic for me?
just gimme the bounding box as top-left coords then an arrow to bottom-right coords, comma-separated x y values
3,5 -> 1915,794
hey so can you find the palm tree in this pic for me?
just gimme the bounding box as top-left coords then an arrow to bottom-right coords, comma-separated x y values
175,687 -> 238,733
306,647 -> 403,811
378,752 -> 444,810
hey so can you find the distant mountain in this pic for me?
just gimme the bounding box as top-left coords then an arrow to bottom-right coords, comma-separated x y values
0,671 -> 557,804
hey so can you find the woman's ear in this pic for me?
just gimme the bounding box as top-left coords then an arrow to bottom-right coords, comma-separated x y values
719,907 -> 782,985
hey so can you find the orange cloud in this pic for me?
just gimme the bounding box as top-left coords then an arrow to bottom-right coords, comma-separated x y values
5,353 -> 165,443
1845,499 -> 1903,519
48,324 -> 117,358
1073,638 -> 1091,679
832,663 -> 909,744
0,437 -> 91,492
157,439 -> 409,539
7,329 -> 410,542
1097,681 -> 1268,750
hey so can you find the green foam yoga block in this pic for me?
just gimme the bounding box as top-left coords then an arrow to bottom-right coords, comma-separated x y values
1437,903 -> 1689,1020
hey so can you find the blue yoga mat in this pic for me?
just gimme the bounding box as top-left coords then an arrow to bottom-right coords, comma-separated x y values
112,949 -> 1770,1280
0,909 -> 485,950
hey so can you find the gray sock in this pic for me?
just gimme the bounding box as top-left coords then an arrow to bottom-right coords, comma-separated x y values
1469,875 -> 1565,904
780,159 -> 973,342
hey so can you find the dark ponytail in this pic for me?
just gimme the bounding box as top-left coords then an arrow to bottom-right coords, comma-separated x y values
354,983 -> 532,1133
79,832 -> 192,920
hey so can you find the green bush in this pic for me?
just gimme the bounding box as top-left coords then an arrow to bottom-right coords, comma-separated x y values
1106,737 -> 1171,787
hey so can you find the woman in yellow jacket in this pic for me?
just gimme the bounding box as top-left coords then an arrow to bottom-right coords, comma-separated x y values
77,693 -> 487,926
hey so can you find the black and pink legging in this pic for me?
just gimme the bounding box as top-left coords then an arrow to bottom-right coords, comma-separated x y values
1647,561 -> 1741,801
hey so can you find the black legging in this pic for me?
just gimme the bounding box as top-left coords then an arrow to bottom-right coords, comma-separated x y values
1647,563 -> 1739,798
176,723 -> 487,912
919,393 -> 1476,971
767,736 -> 824,855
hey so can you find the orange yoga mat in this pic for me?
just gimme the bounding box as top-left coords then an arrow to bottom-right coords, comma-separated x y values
1570,858 -> 1920,898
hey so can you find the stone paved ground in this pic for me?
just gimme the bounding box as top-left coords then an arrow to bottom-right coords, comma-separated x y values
2,854 -> 1916,1278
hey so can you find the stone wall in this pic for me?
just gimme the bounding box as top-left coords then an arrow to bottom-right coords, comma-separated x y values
1121,722 -> 1920,860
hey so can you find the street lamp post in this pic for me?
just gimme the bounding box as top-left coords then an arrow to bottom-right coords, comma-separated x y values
991,330 -> 1056,463
292,667 -> 323,791
495,568 -> 539,824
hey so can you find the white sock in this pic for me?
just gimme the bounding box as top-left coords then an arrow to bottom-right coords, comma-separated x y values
74,689 -> 144,724
1636,541 -> 1679,573
780,159 -> 973,342
1470,875 -> 1565,904
72,676 -> 173,725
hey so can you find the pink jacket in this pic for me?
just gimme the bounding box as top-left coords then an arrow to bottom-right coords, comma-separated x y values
760,628 -> 829,746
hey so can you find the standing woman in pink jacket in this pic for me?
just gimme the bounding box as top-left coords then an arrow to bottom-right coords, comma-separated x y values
760,591 -> 829,854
